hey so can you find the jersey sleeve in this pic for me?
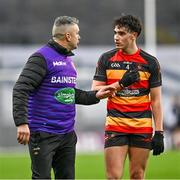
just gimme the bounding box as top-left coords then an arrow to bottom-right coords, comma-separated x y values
75,88 -> 100,105
93,54 -> 107,82
149,58 -> 162,88
13,55 -> 47,126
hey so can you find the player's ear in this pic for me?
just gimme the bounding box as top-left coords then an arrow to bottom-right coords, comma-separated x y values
131,32 -> 138,40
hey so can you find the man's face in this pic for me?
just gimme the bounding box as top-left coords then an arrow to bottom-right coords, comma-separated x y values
114,25 -> 135,50
66,24 -> 80,50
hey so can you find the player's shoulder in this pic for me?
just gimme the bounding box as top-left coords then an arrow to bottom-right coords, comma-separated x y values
139,49 -> 158,63
140,49 -> 161,70
99,48 -> 118,60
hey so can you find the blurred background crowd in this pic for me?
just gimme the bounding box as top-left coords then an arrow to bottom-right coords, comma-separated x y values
0,0 -> 180,153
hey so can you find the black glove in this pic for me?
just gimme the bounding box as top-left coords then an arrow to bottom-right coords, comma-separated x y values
119,68 -> 140,88
152,131 -> 164,155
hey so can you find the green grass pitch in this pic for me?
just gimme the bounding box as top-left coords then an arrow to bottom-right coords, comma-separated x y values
0,150 -> 180,179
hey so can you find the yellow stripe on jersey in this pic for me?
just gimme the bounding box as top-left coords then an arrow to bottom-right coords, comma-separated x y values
110,94 -> 150,104
139,71 -> 151,80
106,116 -> 152,128
106,69 -> 126,79
106,70 -> 150,80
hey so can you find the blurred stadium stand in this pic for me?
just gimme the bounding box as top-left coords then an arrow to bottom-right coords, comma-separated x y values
0,0 -> 180,45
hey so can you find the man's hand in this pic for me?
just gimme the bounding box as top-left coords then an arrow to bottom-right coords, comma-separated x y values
119,69 -> 140,88
152,131 -> 164,155
17,124 -> 30,145
96,86 -> 116,99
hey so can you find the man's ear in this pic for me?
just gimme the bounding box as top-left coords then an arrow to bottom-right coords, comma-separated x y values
65,32 -> 71,42
131,32 -> 138,40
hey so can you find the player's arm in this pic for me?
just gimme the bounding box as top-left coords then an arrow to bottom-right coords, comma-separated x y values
150,86 -> 164,155
91,53 -> 122,91
149,57 -> 163,131
92,53 -> 140,91
92,69 -> 140,91
150,86 -> 163,131
149,57 -> 164,155
91,80 -> 120,91
92,80 -> 107,90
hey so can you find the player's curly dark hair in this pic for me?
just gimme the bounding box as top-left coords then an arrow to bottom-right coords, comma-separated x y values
113,14 -> 142,37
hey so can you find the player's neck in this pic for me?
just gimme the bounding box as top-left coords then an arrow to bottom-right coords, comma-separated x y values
122,43 -> 138,55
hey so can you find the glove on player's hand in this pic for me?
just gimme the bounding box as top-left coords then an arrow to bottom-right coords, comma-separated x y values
152,131 -> 164,155
119,68 -> 140,88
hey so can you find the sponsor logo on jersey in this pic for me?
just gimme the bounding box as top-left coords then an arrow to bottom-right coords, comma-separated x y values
116,89 -> 140,96
110,62 -> 121,68
51,76 -> 76,84
53,61 -> 66,66
54,87 -> 75,104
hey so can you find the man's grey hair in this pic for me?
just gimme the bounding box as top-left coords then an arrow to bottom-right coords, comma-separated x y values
52,16 -> 79,39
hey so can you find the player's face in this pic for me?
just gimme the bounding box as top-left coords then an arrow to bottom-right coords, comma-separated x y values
66,24 -> 80,50
114,26 -> 135,51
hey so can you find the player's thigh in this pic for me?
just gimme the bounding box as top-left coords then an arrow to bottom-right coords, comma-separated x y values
128,147 -> 150,171
128,133 -> 151,171
104,131 -> 129,169
105,145 -> 128,170
104,131 -> 130,176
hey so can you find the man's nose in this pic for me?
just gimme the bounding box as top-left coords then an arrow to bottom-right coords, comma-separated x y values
114,34 -> 119,40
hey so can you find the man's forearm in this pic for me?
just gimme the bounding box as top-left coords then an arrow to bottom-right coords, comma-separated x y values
151,100 -> 163,131
92,82 -> 122,91
13,89 -> 29,126
75,89 -> 100,105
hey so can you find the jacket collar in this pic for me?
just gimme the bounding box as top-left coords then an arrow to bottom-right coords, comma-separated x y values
47,39 -> 74,56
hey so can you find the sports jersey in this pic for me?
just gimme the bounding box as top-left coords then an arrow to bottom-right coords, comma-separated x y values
93,48 -> 162,134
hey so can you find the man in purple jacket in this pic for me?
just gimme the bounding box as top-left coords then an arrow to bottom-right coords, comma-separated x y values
13,16 -> 138,179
